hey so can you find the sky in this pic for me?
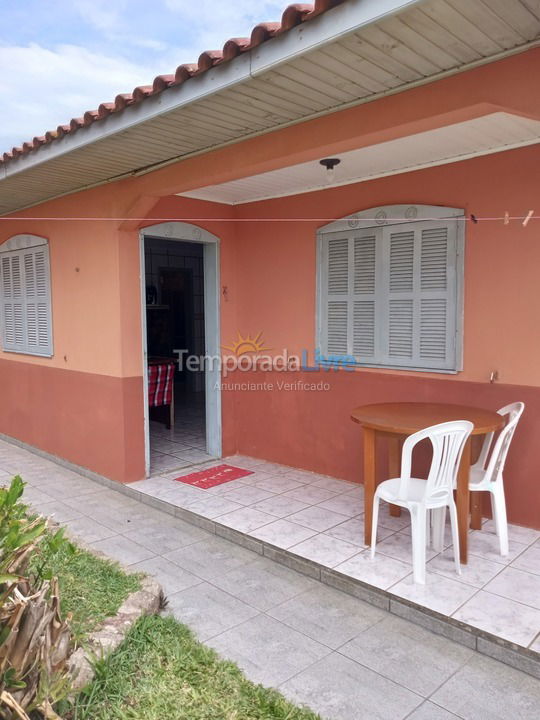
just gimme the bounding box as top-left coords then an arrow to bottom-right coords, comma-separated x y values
0,0 -> 287,152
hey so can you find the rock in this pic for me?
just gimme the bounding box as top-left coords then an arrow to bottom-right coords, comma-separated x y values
67,573 -> 162,692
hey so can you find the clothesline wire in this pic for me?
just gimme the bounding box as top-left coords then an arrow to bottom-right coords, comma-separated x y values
0,216 -> 538,223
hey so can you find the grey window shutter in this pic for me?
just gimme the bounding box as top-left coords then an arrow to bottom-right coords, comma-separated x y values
1,255 -> 25,352
352,234 -> 377,360
325,236 -> 349,355
24,248 -> 52,354
318,209 -> 461,372
387,230 -> 415,360
383,221 -> 457,370
0,241 -> 53,356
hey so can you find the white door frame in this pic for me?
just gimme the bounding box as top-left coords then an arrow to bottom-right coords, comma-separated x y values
139,222 -> 222,477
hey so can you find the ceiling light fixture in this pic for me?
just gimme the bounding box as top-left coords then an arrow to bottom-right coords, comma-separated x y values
319,157 -> 341,184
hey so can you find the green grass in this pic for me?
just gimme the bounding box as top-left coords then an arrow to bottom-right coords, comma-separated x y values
39,539 -> 141,640
65,614 -> 321,720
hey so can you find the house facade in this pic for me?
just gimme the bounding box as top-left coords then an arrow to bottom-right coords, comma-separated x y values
1,0 -> 539,529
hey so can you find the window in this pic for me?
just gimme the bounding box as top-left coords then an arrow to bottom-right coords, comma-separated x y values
0,234 -> 53,356
317,205 -> 464,372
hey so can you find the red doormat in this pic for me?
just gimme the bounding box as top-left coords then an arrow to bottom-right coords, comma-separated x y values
175,464 -> 254,489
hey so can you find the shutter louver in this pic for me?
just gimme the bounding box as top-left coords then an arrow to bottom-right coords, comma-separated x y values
11,256 -> 22,298
353,301 -> 375,356
13,304 -> 24,346
418,226 -> 452,366
327,301 -> 348,354
352,235 -> 376,359
387,231 -> 415,361
4,304 -> 14,346
389,232 -> 414,292
420,298 -> 447,360
2,257 -> 11,297
354,236 -> 376,293
389,299 -> 413,358
421,228 -> 447,289
328,238 -> 349,294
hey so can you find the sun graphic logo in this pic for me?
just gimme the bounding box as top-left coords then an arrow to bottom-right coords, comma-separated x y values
222,331 -> 272,356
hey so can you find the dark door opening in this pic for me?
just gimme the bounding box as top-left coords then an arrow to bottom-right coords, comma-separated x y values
144,237 -> 210,475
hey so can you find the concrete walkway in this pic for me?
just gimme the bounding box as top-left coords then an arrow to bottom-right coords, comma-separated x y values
2,438 -> 540,720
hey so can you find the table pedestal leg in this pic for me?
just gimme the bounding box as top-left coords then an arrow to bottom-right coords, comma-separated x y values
456,438 -> 471,564
387,436 -> 402,517
470,492 -> 482,530
363,427 -> 376,547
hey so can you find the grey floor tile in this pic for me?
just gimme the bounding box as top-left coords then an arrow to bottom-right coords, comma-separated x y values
289,533 -> 359,567
288,506 -> 351,532
316,492 -> 364,518
512,544 -> 540,576
466,530 -> 528,565
252,475 -> 306,493
166,582 -> 259,641
215,506 -> 275,533
24,487 -> 55,505
207,614 -> 330,687
279,651 -> 421,720
326,515 -> 394,548
482,520 -> 540,547
453,590 -> 540,647
64,515 -> 118,543
211,557 -> 318,611
267,584 -> 386,649
335,551 -> 411,590
250,494 -> 310,518
390,572 -> 477,616
31,499 -> 83,523
184,495 -> 244,518
283,485 -> 339,505
431,653 -> 540,719
311,477 -> 356,493
220,485 -> 276,505
376,531 -> 439,565
251,519 -> 318,549
484,566 -> 540,610
427,547 -> 503,588
131,556 -> 201,596
122,520 -> 207,554
164,536 -> 257,581
406,701 -> 460,719
36,479 -> 104,500
90,535 -> 155,566
339,615 -> 472,696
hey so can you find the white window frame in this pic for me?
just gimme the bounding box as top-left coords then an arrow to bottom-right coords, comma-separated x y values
0,234 -> 53,357
316,205 -> 465,373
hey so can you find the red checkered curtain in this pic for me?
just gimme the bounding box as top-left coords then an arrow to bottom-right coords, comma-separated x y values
147,362 -> 175,407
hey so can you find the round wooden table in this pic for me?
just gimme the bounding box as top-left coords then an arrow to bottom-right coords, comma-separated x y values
351,402 -> 504,563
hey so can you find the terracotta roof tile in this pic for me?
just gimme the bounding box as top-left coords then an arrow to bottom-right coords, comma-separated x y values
1,0 -> 348,165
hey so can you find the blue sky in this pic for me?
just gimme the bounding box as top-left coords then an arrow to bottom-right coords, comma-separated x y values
0,0 -> 287,152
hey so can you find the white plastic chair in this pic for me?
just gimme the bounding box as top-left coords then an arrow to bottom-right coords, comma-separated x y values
468,402 -> 524,556
370,420 -> 473,584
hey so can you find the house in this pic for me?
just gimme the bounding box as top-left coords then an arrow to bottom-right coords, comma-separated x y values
1,0 -> 539,534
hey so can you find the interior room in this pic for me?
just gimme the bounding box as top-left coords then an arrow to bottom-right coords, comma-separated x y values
144,236 -> 211,474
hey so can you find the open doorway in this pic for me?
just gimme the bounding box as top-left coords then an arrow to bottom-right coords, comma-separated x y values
140,224 -> 221,476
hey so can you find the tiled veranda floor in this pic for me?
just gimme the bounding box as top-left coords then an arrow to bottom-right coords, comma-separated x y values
132,455 -> 540,660
1,438 -> 540,719
149,393 -> 213,474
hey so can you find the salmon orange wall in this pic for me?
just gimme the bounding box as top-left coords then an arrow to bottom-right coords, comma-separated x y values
0,191 -> 239,480
232,145 -> 540,387
0,47 -> 539,490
